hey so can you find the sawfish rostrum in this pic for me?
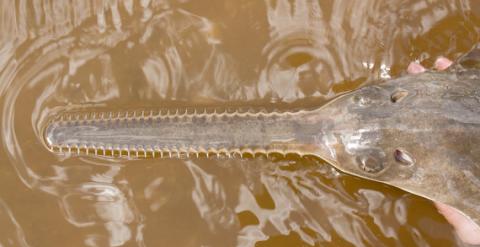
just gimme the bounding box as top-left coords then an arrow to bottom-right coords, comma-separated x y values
44,67 -> 480,225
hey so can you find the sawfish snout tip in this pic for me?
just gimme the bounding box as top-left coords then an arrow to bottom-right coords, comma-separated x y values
43,121 -> 63,150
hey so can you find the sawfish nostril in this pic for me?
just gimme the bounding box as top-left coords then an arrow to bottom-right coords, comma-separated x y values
391,89 -> 409,103
394,148 -> 415,166
357,155 -> 384,174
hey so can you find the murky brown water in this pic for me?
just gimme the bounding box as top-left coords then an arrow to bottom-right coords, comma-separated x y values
0,1 -> 479,246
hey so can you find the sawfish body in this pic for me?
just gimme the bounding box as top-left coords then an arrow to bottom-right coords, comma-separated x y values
44,64 -> 480,226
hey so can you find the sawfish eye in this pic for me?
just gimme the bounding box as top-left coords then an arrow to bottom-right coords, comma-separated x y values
352,95 -> 371,107
356,155 -> 385,174
352,86 -> 386,107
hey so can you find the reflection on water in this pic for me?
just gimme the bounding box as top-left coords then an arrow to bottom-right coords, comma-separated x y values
0,199 -> 30,247
0,0 -> 478,246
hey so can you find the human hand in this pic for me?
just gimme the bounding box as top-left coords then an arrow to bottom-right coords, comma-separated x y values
407,57 -> 480,245
435,202 -> 480,245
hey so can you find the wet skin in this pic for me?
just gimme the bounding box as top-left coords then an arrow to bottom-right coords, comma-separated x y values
44,55 -> 480,245
409,57 -> 480,245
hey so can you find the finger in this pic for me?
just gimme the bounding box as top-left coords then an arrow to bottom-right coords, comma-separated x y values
435,202 -> 480,245
407,62 -> 426,74
434,56 -> 453,71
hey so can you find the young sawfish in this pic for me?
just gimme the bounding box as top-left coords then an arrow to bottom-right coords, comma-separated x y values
44,59 -> 480,226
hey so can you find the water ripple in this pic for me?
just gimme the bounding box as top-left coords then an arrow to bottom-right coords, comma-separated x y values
0,199 -> 30,247
0,0 -> 478,246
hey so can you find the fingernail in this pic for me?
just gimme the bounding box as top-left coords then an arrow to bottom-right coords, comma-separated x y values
434,57 -> 453,71
407,62 -> 426,74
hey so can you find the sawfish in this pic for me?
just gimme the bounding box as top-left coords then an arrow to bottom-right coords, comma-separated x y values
43,51 -> 480,227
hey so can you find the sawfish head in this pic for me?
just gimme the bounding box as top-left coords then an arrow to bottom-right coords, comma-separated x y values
310,56 -> 480,229
307,50 -> 480,225
312,67 -> 480,200
313,77 -> 425,184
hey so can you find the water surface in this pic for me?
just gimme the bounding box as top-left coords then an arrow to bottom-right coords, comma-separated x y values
0,0 -> 479,246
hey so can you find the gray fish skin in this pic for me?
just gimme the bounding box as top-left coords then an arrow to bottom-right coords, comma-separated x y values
313,69 -> 480,226
44,69 -> 480,225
